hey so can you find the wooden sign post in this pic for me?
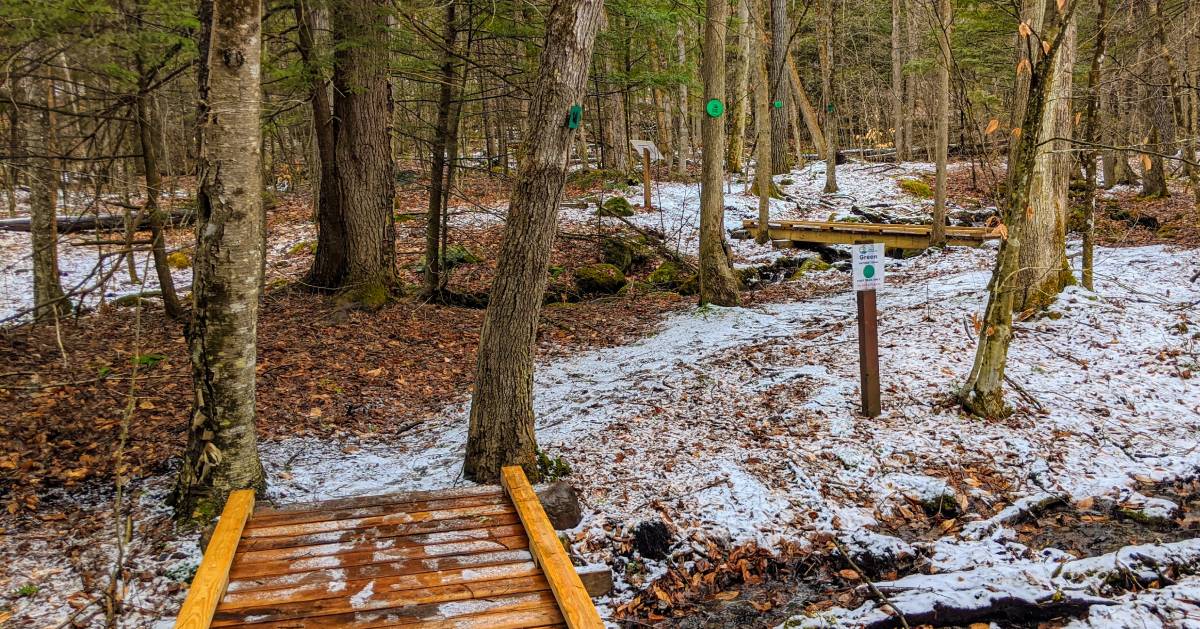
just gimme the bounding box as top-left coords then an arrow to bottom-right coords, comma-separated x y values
629,140 -> 661,210
851,243 -> 884,417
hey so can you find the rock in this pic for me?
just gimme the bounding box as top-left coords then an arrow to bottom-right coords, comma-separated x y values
536,481 -> 583,530
600,235 -> 650,272
898,177 -> 933,198
574,263 -> 626,295
647,261 -> 698,295
789,257 -> 832,280
416,244 -> 481,273
633,519 -> 671,560
597,196 -> 635,217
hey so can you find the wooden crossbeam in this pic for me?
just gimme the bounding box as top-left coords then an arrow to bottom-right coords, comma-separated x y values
743,219 -> 1001,249
174,490 -> 255,629
501,466 -> 604,629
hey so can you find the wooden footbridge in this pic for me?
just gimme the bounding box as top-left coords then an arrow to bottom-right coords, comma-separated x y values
741,218 -> 1003,249
174,467 -> 604,629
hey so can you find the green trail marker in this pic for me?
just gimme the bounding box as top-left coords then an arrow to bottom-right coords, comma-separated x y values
773,100 -> 783,109
705,98 -> 724,117
566,104 -> 583,129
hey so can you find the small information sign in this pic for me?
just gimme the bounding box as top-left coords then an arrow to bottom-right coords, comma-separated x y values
852,243 -> 885,292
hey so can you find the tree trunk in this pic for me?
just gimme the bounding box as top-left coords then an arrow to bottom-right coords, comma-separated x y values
960,3 -> 1078,419
727,0 -> 751,174
891,0 -> 906,160
297,0 -> 346,290
1137,5 -> 1168,199
1006,0 -> 1045,196
1014,9 -> 1076,313
787,57 -> 826,156
601,52 -> 629,172
1081,0 -> 1108,291
30,80 -> 67,322
769,0 -> 791,174
172,0 -> 266,523
463,0 -> 603,484
901,0 -> 916,160
1152,0 -> 1199,210
675,24 -> 691,176
932,0 -> 951,247
753,27 -> 772,245
425,0 -> 463,299
331,0 -> 396,306
819,0 -> 837,193
698,0 -> 740,307
134,54 -> 184,319
649,40 -> 673,172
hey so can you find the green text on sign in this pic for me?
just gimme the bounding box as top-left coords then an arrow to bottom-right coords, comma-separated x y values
705,99 -> 724,118
566,104 -> 583,129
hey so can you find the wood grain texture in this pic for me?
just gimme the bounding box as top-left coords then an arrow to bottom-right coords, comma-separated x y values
500,467 -> 604,629
237,512 -> 520,552
240,503 -> 515,538
235,523 -> 525,564
245,493 -> 508,530
252,485 -> 501,518
214,591 -> 558,628
175,489 -> 256,629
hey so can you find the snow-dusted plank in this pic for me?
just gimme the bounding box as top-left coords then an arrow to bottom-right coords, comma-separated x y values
249,487 -> 505,525
228,536 -> 529,580
245,492 -> 510,530
237,512 -> 522,552
235,524 -> 526,564
212,590 -> 558,628
239,503 -> 516,538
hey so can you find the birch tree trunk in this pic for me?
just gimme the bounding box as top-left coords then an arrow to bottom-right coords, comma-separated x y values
463,0 -> 603,484
172,0 -> 266,523
698,0 -> 740,307
932,0 -> 951,247
1014,9 -> 1076,313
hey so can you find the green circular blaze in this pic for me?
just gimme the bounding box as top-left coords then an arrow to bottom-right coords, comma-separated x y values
706,98 -> 725,117
863,264 -> 875,279
773,100 -> 783,109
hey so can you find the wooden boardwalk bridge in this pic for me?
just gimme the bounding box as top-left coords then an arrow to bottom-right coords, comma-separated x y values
741,218 -> 1003,249
174,467 -> 603,629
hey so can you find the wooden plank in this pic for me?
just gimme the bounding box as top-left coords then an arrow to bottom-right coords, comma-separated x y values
212,574 -> 551,626
213,590 -> 558,629
240,503 -> 515,538
234,523 -> 526,564
245,493 -> 509,530
228,535 -> 529,579
236,512 -> 520,552
501,466 -> 604,629
252,485 -> 501,518
224,549 -> 535,595
219,561 -> 542,610
174,490 -> 256,629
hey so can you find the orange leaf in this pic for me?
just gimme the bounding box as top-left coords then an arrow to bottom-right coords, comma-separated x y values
838,569 -> 861,580
1042,40 -> 1051,55
713,590 -> 739,601
1140,153 -> 1153,171
984,119 -> 999,134
1018,21 -> 1032,38
1017,58 -> 1031,75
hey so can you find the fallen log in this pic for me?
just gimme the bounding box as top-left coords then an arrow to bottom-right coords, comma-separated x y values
0,210 -> 194,233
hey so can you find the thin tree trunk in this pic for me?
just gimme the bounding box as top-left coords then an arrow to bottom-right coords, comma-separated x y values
1152,0 -> 1199,210
1137,5 -> 1168,199
727,0 -> 751,174
425,0 -> 462,298
463,0 -> 603,484
1081,0 -> 1108,290
675,24 -> 691,176
601,52 -> 629,172
698,0 -> 740,306
769,0 -> 791,174
902,0 -> 916,160
30,80 -> 67,322
819,0 -> 837,193
297,0 -> 345,290
891,0 -> 906,160
649,39 -> 673,172
787,57 -> 826,156
753,28 -> 772,245
932,0 -> 951,247
134,49 -> 183,319
172,0 -> 266,522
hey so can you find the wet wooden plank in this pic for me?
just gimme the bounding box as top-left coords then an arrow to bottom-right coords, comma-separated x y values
235,524 -> 526,564
500,467 -> 604,629
219,561 -> 542,610
225,549 -> 535,595
237,512 -> 520,552
174,490 -> 255,629
240,503 -> 516,538
253,485 -> 501,519
213,589 -> 558,628
228,535 -> 530,580
245,493 -> 509,530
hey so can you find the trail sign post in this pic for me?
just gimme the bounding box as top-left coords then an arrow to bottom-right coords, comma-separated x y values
630,140 -> 661,210
852,242 -> 884,417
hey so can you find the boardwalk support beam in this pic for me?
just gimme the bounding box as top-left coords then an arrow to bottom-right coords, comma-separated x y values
174,490 -> 255,629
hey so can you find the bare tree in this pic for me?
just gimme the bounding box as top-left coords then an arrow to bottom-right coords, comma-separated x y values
698,0 -> 741,306
931,0 -> 951,247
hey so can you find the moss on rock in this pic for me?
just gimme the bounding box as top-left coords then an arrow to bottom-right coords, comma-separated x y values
788,257 -> 832,280
601,236 -> 651,272
899,178 -> 934,198
597,196 -> 635,217
574,263 -> 627,294
166,250 -> 192,270
647,261 -> 698,295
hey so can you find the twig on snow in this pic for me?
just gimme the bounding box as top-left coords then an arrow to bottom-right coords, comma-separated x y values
831,537 -> 911,629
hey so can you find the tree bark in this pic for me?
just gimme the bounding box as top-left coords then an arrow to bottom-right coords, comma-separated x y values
463,0 -> 603,484
787,57 -> 826,156
331,0 -> 397,305
172,0 -> 266,523
1014,8 -> 1076,313
601,51 -> 629,172
753,26 -> 772,245
675,24 -> 692,176
819,0 -> 837,193
727,0 -> 751,174
1152,0 -> 1199,210
297,0 -> 346,290
30,80 -> 67,322
769,0 -> 791,174
425,0 -> 463,298
961,3 -> 1078,419
901,0 -> 916,160
891,0 -> 906,160
1006,0 -> 1044,196
1081,0 -> 1108,291
1137,3 -> 1168,199
932,0 -> 951,247
134,52 -> 183,319
698,0 -> 740,307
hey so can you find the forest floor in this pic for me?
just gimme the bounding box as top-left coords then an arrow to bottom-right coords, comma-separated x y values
1,159 -> 1199,628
